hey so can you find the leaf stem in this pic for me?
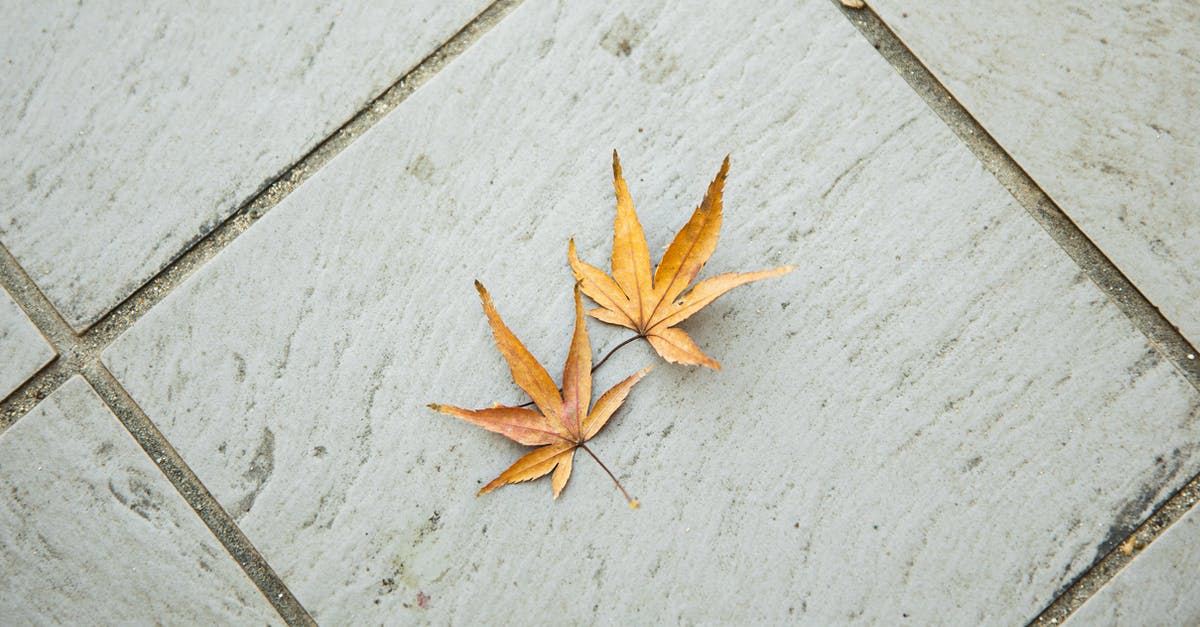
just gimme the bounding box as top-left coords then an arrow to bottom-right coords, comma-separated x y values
514,334 -> 642,408
579,444 -> 639,509
591,333 -> 643,374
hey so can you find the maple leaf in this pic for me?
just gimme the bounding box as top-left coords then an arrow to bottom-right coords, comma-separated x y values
569,151 -> 796,369
429,281 -> 651,506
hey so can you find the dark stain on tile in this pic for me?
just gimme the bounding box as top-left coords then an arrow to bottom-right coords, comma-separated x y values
107,475 -> 165,522
599,14 -> 644,58
232,352 -> 246,383
230,427 -> 275,518
406,154 -> 435,183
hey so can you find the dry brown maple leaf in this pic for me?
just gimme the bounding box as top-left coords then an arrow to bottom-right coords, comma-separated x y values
429,281 -> 651,506
569,151 -> 796,369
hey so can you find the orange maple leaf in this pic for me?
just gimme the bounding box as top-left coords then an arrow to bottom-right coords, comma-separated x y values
570,151 -> 796,369
430,281 -> 651,505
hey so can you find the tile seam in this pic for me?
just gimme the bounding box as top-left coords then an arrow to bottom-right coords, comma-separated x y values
1,0 -> 523,426
0,241 -> 313,622
79,362 -> 317,626
828,2 -> 1200,624
1,0 -> 526,622
85,0 -> 525,349
0,243 -> 81,431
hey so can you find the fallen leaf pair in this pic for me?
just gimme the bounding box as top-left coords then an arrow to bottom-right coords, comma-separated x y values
431,151 -> 794,506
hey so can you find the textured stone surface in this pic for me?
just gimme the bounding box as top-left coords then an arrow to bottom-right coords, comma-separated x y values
104,0 -> 1200,623
869,0 -> 1200,346
1070,505 -> 1200,625
0,286 -> 53,398
0,377 -> 279,624
0,0 -> 491,330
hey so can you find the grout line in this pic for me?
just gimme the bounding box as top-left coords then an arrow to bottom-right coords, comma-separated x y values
2,238 -> 313,623
1037,480 -> 1200,623
0,359 -> 74,433
0,243 -> 82,431
80,362 -> 316,626
0,0 -> 1187,622
1,0 -> 523,428
830,2 -> 1200,624
0,243 -> 77,350
832,2 -> 1200,393
1,0 -> 525,622
85,0 -> 525,353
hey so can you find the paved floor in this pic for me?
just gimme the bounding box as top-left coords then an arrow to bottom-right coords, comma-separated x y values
2,1 -> 1197,624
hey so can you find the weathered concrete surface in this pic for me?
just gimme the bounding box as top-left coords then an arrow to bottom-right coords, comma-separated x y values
103,0 -> 1200,623
1070,503 -> 1200,625
0,286 -> 53,398
0,377 -> 280,624
0,0 -> 492,330
869,0 -> 1200,347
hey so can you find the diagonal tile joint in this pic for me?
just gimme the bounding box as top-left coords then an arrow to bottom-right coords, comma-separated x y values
2,238 -> 314,625
0,0 -> 524,624
829,1 -> 1200,624
2,0 -> 525,435
0,109 -> 322,627
3,0 -> 1194,622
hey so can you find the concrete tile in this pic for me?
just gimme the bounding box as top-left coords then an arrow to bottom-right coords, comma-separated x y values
1070,505 -> 1200,625
0,286 -> 53,398
0,377 -> 280,624
0,1 -> 492,330
103,0 -> 1200,623
868,0 -> 1200,346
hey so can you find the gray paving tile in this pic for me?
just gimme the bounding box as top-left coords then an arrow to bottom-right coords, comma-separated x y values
868,0 -> 1200,346
0,286 -> 53,399
0,1 -> 492,330
103,0 -> 1200,623
1070,504 -> 1200,625
0,377 -> 280,624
